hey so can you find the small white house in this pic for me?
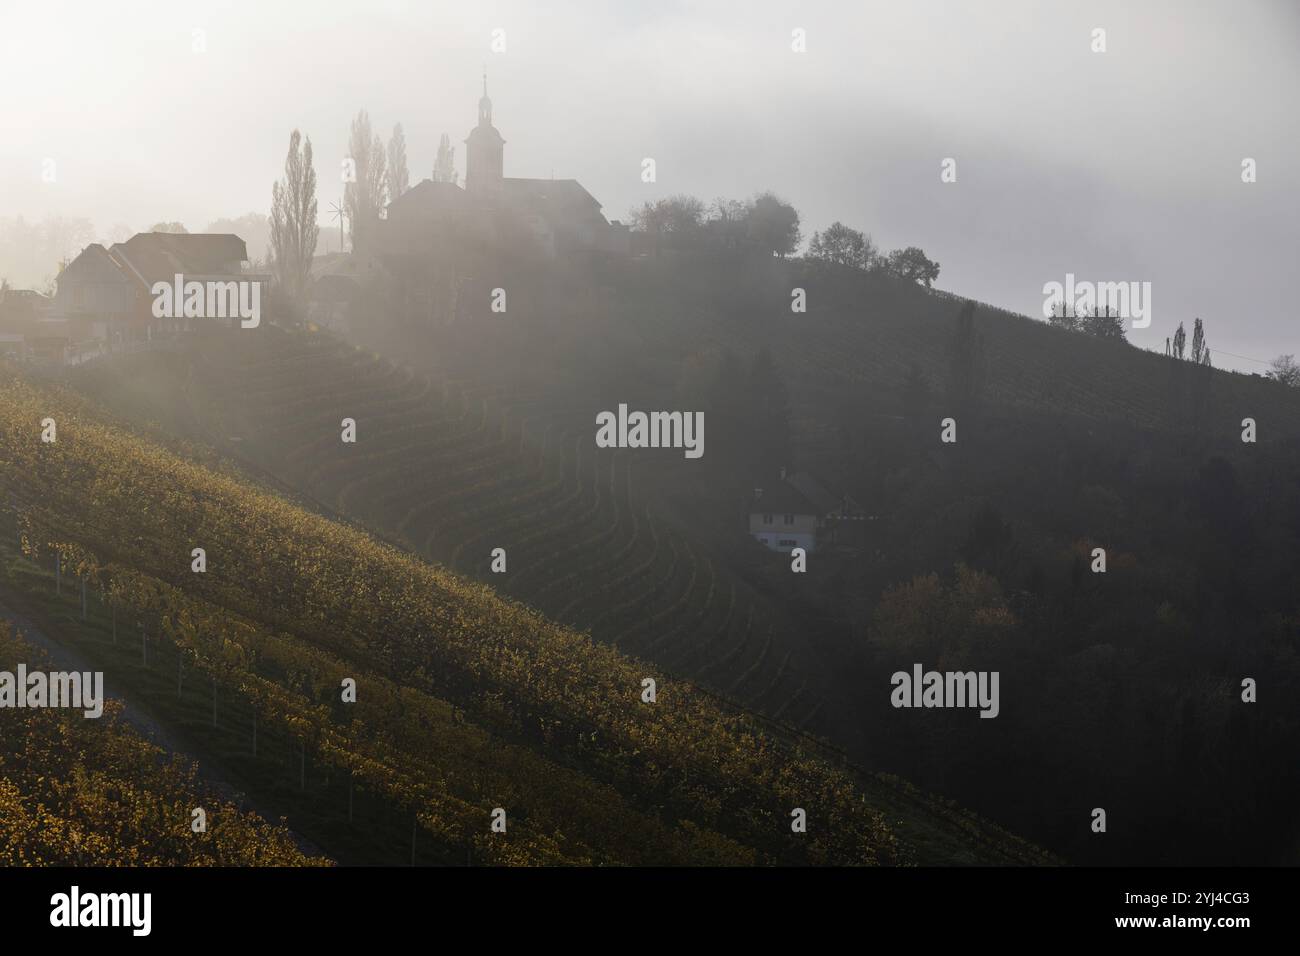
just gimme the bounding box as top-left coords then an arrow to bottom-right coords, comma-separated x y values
748,471 -> 863,554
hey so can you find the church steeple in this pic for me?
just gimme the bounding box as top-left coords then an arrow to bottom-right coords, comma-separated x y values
466,72 -> 505,195
478,73 -> 492,126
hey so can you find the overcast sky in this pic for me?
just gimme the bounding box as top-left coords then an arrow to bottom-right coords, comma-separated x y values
1,0 -> 1296,369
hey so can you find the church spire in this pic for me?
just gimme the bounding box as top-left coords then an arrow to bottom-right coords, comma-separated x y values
466,72 -> 504,194
478,72 -> 492,126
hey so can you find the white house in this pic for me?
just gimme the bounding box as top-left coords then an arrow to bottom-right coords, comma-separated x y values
748,471 -> 864,554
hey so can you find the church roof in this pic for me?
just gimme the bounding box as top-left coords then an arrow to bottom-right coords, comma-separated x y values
503,178 -> 603,213
387,179 -> 472,218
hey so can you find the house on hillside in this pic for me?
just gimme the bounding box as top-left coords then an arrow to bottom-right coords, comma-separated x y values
748,470 -> 866,554
0,288 -> 53,361
52,231 -> 270,354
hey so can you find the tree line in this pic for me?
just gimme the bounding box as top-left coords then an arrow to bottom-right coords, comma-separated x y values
805,220 -> 940,287
625,199 -> 942,290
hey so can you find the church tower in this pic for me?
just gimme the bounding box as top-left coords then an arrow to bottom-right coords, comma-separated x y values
465,74 -> 504,196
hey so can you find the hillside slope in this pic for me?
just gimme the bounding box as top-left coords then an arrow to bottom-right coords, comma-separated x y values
61,254 -> 1300,864
1,363 -> 1053,865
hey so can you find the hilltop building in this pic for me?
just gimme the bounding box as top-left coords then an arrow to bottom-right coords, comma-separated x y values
380,76 -> 628,281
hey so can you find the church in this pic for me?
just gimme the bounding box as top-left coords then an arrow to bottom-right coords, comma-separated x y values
380,78 -> 629,261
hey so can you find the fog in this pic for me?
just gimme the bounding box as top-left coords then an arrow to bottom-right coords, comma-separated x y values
1,0 -> 1296,368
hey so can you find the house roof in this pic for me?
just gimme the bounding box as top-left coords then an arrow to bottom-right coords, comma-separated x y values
786,471 -> 847,515
110,232 -> 248,285
749,481 -> 819,516
749,471 -> 863,517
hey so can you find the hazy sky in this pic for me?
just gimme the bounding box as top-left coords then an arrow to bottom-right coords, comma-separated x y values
2,0 -> 1297,369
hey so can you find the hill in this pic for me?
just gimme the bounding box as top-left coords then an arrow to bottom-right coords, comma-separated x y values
55,251 -> 1300,865
0,363 -> 1052,865
0,622 -> 325,866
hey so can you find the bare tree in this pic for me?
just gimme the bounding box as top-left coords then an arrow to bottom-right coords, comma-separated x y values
706,197 -> 748,248
344,110 -> 388,251
0,216 -> 95,289
1268,354 -> 1300,388
387,123 -> 410,199
269,129 -> 319,304
628,195 -> 705,254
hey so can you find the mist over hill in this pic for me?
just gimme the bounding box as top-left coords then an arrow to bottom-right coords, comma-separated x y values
55,246 -> 1300,865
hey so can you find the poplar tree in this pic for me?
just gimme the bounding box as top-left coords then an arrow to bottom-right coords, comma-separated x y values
269,129 -> 319,304
344,109 -> 388,251
432,133 -> 457,184
387,123 -> 410,199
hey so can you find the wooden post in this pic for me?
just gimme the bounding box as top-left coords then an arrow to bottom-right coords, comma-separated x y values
211,676 -> 217,728
300,741 -> 305,791
80,578 -> 86,619
177,657 -> 183,697
140,626 -> 146,666
252,713 -> 257,757
112,606 -> 116,644
55,553 -> 61,595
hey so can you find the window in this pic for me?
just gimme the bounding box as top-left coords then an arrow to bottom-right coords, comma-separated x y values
783,514 -> 795,525
778,539 -> 798,548
762,513 -> 773,525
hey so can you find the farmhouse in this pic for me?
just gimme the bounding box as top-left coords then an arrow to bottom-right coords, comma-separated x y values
748,471 -> 864,554
51,231 -> 269,355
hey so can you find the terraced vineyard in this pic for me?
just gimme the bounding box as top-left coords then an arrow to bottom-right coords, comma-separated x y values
74,328 -> 830,738
3,363 -> 1055,865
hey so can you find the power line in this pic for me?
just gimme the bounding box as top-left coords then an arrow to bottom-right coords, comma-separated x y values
1146,344 -> 1277,369
1207,348 -> 1275,367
